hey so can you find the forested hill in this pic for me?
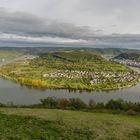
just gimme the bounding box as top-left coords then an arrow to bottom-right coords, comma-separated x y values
114,53 -> 140,60
31,50 -> 133,73
39,50 -> 104,62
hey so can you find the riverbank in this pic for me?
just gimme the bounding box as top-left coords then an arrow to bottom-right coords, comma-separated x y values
0,72 -> 140,105
0,71 -> 139,91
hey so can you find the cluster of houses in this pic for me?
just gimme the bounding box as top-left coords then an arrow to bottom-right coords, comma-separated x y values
43,70 -> 138,85
113,59 -> 140,68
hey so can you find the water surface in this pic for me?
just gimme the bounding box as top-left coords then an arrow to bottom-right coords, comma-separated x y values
0,67 -> 140,105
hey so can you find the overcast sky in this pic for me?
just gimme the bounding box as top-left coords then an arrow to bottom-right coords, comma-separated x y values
0,0 -> 140,45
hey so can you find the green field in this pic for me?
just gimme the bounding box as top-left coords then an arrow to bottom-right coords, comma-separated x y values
0,108 -> 139,140
0,50 -> 139,91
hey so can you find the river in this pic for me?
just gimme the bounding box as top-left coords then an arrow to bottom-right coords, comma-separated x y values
0,56 -> 140,105
0,66 -> 140,105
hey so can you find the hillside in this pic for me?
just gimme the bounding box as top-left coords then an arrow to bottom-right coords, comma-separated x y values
0,50 -> 22,60
0,108 -> 139,140
32,50 -> 132,71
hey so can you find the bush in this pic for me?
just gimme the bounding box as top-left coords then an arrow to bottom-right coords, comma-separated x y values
131,128 -> 140,139
39,97 -> 140,114
95,103 -> 105,109
40,97 -> 58,108
68,98 -> 87,110
126,109 -> 137,116
40,97 -> 88,110
57,98 -> 70,109
88,99 -> 96,109
128,102 -> 140,112
106,99 -> 126,110
134,103 -> 140,112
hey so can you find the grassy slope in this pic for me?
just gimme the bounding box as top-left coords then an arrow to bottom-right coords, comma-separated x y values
0,108 -> 140,139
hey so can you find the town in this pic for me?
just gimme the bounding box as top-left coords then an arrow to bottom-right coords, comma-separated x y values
113,59 -> 140,68
43,70 -> 139,85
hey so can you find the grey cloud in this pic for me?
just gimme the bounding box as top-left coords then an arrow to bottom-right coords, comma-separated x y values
1,0 -> 140,34
88,34 -> 140,44
0,9 -> 95,39
79,0 -> 137,12
1,8 -> 140,45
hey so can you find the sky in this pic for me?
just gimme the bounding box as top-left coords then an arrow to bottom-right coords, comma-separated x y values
0,0 -> 140,46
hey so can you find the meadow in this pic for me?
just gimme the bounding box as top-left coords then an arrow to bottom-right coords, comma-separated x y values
0,108 -> 139,139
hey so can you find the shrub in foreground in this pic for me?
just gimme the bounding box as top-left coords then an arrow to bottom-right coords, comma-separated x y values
67,98 -> 87,110
57,98 -> 70,109
40,97 -> 87,110
1,97 -> 140,115
40,97 -> 58,108
39,97 -> 140,114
